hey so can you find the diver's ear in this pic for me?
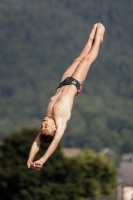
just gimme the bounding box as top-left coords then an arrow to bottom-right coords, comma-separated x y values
43,117 -> 48,122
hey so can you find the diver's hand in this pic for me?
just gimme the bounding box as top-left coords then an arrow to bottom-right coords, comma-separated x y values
32,159 -> 44,170
27,159 -> 33,169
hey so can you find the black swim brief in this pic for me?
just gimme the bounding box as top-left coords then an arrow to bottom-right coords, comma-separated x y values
57,77 -> 82,94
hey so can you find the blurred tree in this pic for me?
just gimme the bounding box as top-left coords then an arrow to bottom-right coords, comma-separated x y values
73,149 -> 117,198
0,128 -> 80,200
0,128 -> 117,200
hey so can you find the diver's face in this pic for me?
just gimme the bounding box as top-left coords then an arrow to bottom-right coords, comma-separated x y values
41,117 -> 56,135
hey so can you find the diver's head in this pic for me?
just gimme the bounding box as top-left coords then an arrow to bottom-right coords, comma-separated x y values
40,117 -> 56,143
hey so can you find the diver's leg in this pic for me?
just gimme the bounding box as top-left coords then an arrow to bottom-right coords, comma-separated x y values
71,23 -> 105,85
60,23 -> 98,82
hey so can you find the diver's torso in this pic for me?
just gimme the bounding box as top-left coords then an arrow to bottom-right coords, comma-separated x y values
46,85 -> 77,124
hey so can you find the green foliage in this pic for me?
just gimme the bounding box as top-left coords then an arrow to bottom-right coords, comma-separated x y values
0,0 -> 133,153
74,150 -> 117,197
0,129 -> 117,200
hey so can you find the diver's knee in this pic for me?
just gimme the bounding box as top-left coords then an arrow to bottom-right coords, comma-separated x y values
83,53 -> 97,63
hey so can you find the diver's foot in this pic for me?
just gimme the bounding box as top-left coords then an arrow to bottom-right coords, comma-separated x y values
89,23 -> 98,42
95,22 -> 105,43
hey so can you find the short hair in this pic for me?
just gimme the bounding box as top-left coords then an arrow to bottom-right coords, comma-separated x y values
39,130 -> 56,143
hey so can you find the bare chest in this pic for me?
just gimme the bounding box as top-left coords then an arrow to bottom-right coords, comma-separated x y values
46,86 -> 76,121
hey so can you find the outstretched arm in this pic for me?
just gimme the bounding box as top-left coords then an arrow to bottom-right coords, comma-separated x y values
27,133 -> 42,168
32,123 -> 67,170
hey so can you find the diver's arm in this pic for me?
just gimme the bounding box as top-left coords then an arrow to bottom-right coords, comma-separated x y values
27,133 -> 42,168
33,123 -> 67,166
